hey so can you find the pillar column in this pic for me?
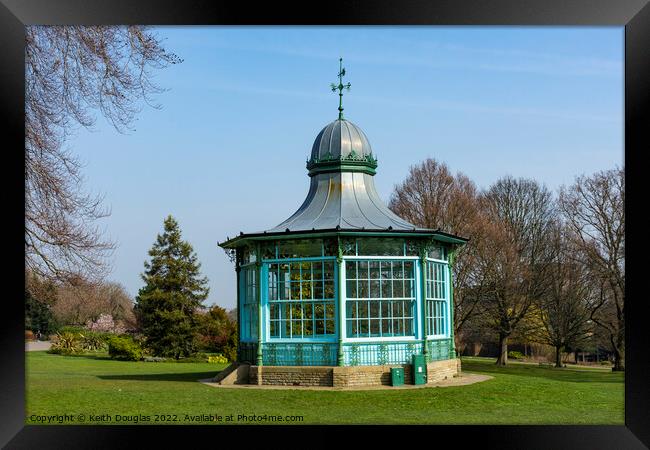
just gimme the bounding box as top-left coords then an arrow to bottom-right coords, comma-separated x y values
235,262 -> 242,362
255,245 -> 263,366
448,248 -> 456,358
419,251 -> 428,358
336,238 -> 345,366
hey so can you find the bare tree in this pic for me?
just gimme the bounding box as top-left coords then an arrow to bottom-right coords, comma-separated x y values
528,222 -> 593,367
52,278 -> 135,327
388,159 -> 486,351
477,176 -> 556,365
25,26 -> 181,285
558,168 -> 624,371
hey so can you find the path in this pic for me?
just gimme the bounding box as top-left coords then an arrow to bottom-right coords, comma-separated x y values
25,341 -> 52,351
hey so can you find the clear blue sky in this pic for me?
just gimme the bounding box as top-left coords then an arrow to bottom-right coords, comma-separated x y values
69,26 -> 623,309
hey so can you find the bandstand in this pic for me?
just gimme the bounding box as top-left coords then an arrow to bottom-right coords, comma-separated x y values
218,60 -> 467,387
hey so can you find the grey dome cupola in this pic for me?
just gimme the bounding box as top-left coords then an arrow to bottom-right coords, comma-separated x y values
306,119 -> 378,177
310,118 -> 373,162
265,115 -> 419,233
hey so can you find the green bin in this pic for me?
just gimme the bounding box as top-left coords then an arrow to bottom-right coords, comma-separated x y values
390,367 -> 404,386
412,354 -> 427,385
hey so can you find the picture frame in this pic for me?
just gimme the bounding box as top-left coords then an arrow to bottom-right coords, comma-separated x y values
2,0 -> 647,447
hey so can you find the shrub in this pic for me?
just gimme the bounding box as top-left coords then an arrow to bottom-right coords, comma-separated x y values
508,351 -> 524,360
59,325 -> 86,335
80,332 -> 108,351
222,341 -> 237,362
25,330 -> 35,341
108,335 -> 143,361
208,354 -> 229,364
49,331 -> 83,355
143,356 -> 168,362
86,313 -> 126,334
176,352 -> 209,363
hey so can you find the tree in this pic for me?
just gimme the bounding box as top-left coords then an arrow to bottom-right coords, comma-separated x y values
134,216 -> 209,359
528,222 -> 592,367
196,305 -> 237,361
477,176 -> 556,365
25,26 -> 181,286
388,158 -> 486,352
558,168 -> 624,370
25,283 -> 59,338
52,278 -> 135,327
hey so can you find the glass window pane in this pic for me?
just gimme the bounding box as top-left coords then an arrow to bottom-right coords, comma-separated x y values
358,260 -> 369,277
324,279 -> 335,299
313,281 -> 323,300
346,261 -> 357,279
301,281 -> 312,299
369,319 -> 380,336
357,238 -> 404,256
381,279 -> 392,297
370,280 -> 380,298
346,280 -> 357,298
359,280 -> 369,298
394,281 -> 404,298
312,261 -> 323,280
323,261 -> 334,279
325,303 -> 335,320
369,261 -> 380,279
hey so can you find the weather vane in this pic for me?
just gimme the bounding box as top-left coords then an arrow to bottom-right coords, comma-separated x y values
330,58 -> 351,120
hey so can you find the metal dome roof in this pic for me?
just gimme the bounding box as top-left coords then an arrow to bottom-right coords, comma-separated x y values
310,119 -> 373,161
262,117 -> 421,233
264,171 -> 421,233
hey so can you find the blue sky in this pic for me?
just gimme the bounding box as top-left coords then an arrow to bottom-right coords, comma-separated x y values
69,26 -> 623,309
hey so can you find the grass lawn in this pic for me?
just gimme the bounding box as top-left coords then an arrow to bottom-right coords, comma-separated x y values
25,351 -> 623,425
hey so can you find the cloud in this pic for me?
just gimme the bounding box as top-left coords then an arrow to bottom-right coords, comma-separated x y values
164,29 -> 622,78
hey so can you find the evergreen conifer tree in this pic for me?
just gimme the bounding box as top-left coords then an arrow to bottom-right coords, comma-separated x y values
134,215 -> 209,358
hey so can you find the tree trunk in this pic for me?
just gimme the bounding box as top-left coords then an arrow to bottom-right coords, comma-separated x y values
611,333 -> 625,371
495,334 -> 508,365
613,347 -> 625,371
555,346 -> 562,368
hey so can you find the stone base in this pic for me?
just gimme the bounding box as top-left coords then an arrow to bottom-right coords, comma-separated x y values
248,358 -> 460,387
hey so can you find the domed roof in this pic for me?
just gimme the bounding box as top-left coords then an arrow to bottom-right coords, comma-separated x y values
310,119 -> 373,161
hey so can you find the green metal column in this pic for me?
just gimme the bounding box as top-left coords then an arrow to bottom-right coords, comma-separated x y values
256,244 -> 263,366
235,262 -> 242,362
419,251 -> 428,359
336,238 -> 345,366
448,248 -> 456,358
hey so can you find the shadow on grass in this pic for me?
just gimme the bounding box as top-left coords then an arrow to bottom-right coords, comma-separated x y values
43,352 -> 113,361
461,359 -> 623,384
97,371 -> 222,382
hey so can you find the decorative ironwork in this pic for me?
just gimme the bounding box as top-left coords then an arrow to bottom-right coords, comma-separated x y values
238,342 -> 258,364
426,338 -> 452,362
343,341 -> 423,366
350,344 -> 360,366
261,343 -> 338,366
378,343 -> 388,365
331,57 -> 351,120
223,247 -> 237,264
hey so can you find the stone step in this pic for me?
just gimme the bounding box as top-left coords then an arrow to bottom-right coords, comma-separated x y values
214,362 -> 251,385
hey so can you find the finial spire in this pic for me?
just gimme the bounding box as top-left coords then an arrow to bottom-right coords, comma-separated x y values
330,58 -> 351,120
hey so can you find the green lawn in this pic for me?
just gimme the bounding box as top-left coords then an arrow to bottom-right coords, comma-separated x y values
25,351 -> 623,425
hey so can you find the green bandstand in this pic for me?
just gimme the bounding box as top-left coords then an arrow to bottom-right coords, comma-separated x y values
218,60 -> 467,386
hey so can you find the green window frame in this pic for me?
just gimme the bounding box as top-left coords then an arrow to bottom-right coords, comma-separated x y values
426,260 -> 448,336
345,259 -> 416,338
240,264 -> 259,341
267,259 -> 336,339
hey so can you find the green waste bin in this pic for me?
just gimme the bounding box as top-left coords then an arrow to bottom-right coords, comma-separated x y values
390,367 -> 404,386
412,354 -> 427,385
